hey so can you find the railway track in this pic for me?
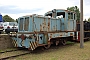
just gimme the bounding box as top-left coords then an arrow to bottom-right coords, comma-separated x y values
0,48 -> 31,60
0,49 -> 21,54
0,52 -> 30,60
0,47 -> 25,53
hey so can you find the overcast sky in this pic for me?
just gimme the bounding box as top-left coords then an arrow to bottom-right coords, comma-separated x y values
0,0 -> 90,20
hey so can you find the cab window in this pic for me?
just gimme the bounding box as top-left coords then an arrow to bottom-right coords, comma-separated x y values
68,12 -> 73,20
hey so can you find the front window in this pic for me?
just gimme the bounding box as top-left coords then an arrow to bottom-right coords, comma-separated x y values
24,17 -> 29,31
19,18 -> 24,31
57,12 -> 65,18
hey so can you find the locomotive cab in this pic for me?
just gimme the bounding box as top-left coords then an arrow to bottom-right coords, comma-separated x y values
45,9 -> 76,20
45,9 -> 76,31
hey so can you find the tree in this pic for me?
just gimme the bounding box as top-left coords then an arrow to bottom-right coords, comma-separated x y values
67,6 -> 80,22
16,19 -> 18,23
88,18 -> 90,22
3,15 -> 15,22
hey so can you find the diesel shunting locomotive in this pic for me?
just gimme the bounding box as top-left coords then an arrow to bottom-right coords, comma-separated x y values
11,9 -> 89,51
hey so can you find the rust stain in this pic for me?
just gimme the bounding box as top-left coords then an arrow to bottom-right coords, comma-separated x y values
28,47 -> 31,50
29,35 -> 32,39
40,24 -> 42,31
48,40 -> 51,44
21,34 -> 26,40
70,33 -> 73,36
43,19 -> 46,31
48,19 -> 50,31
30,15 -> 32,17
18,34 -> 26,40
18,35 -> 20,38
60,34 -> 62,36
50,34 -> 52,39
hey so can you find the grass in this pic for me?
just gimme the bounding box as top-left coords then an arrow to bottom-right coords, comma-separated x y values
7,41 -> 90,60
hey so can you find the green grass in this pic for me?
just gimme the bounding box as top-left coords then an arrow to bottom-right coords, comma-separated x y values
8,41 -> 90,60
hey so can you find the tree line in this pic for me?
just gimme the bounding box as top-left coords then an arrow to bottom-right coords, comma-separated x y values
67,6 -> 90,22
2,6 -> 90,22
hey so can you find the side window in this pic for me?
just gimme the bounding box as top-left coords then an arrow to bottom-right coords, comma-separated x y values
68,13 -> 70,19
68,12 -> 73,20
74,14 -> 76,20
45,13 -> 52,17
71,13 -> 73,19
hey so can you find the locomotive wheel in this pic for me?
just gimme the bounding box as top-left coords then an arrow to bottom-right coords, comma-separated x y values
61,40 -> 66,45
44,44 -> 51,49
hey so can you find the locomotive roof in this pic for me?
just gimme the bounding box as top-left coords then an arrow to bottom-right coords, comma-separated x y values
45,9 -> 76,14
18,9 -> 76,18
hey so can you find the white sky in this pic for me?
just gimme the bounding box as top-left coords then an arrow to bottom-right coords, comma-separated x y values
0,0 -> 90,20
